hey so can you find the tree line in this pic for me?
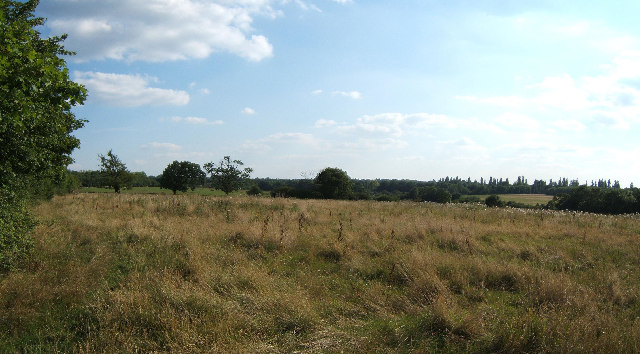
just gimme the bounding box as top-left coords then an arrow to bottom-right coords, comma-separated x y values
83,151 -> 253,196
72,156 -> 640,215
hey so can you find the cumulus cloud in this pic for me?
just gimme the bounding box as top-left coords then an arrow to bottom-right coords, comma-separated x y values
335,138 -> 408,151
552,119 -> 587,132
170,116 -> 224,125
241,107 -> 256,115
314,119 -> 337,128
460,52 -> 640,130
241,132 -> 323,153
456,95 -> 527,107
494,112 -> 540,130
40,0 -> 275,62
335,113 -> 457,137
74,71 -> 189,106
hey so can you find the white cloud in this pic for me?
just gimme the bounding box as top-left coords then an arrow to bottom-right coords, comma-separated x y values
552,119 -> 587,132
241,107 -> 256,115
460,52 -> 640,130
335,113 -> 457,137
314,119 -> 337,128
141,142 -> 183,151
332,90 -> 362,99
335,138 -> 408,151
531,74 -> 590,110
170,116 -> 224,125
75,71 -> 189,106
494,112 -> 540,130
264,132 -> 319,145
242,132 -> 323,153
41,0 -> 275,62
400,156 -> 425,162
330,0 -> 353,4
200,88 -> 211,95
311,89 -> 323,95
291,0 -> 322,12
456,95 -> 527,107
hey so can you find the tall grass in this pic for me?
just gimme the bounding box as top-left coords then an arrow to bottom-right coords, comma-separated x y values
1,194 -> 639,352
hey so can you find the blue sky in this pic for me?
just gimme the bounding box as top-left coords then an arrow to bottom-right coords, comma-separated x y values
37,0 -> 640,185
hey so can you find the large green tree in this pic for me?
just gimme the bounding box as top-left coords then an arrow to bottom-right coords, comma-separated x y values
160,161 -> 205,195
315,167 -> 353,199
99,150 -> 131,193
204,156 -> 252,195
1,0 -> 86,270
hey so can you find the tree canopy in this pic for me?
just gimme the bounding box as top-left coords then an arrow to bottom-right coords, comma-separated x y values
99,150 -> 130,193
315,167 -> 353,199
204,156 -> 252,195
1,0 -> 86,189
1,0 -> 86,271
160,161 -> 205,195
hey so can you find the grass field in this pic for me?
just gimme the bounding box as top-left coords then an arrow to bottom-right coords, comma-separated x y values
79,186 -> 247,196
1,193 -> 639,352
469,194 -> 554,206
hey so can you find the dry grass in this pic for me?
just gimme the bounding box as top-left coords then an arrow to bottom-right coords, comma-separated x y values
1,194 -> 639,352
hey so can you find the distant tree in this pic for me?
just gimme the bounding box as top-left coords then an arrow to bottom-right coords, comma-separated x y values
204,156 -> 253,195
413,186 -> 452,203
130,171 -> 158,187
315,167 -> 353,199
160,161 -> 205,195
246,184 -> 263,196
99,150 -> 131,193
485,195 -> 504,207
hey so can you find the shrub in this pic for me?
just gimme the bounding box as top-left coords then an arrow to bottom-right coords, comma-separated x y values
485,195 -> 504,207
0,190 -> 35,272
247,184 -> 263,196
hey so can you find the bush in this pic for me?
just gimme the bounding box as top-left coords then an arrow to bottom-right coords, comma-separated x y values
247,184 -> 263,196
485,195 -> 504,207
547,186 -> 640,214
414,187 -> 452,203
0,190 -> 36,272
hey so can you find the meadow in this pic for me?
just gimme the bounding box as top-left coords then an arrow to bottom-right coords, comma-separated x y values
77,186 -> 243,197
469,194 -> 553,206
1,193 -> 639,352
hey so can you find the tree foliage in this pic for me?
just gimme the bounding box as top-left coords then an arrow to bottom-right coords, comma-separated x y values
547,186 -> 640,215
0,0 -> 86,188
99,150 -> 131,193
485,195 -> 504,208
1,0 -> 86,271
410,186 -> 452,203
204,156 -> 253,195
315,167 -> 353,199
160,161 -> 205,195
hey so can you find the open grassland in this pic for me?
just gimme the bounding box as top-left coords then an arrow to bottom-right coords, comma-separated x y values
1,194 -> 640,352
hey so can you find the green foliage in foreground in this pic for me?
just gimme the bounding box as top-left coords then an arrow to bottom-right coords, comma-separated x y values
0,191 -> 35,272
1,0 -> 86,271
1,194 -> 639,352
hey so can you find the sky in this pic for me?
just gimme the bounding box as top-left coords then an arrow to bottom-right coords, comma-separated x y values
35,0 -> 640,185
